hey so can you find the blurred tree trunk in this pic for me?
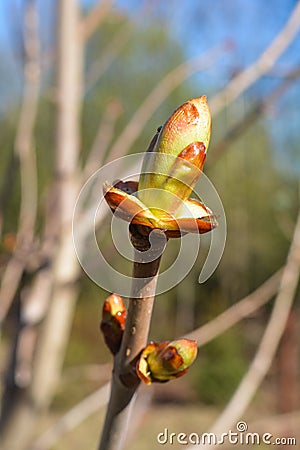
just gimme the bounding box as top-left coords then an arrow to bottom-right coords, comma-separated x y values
29,0 -> 82,413
0,1 -> 82,449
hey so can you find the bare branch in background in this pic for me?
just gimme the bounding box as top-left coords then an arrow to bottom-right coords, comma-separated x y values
126,388 -> 153,444
1,1 -> 299,449
80,0 -> 113,42
62,363 -> 112,383
29,0 -> 82,413
31,383 -> 111,450
98,1 -> 300,165
85,21 -> 133,93
187,208 -> 300,450
106,43 -> 228,162
185,269 -> 282,346
83,98 -> 123,178
84,1 -> 154,93
0,0 -> 82,448
209,66 -> 300,165
210,0 -> 300,115
0,0 -> 40,327
6,183 -> 65,398
0,3 -> 43,447
75,65 -> 300,260
32,384 -> 151,450
30,268 -> 282,446
32,377 -> 152,450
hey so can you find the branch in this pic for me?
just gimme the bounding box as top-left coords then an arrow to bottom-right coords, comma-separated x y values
29,0 -> 83,412
32,378 -> 152,450
83,99 -> 123,178
188,208 -> 300,450
185,268 -> 282,346
0,0 -> 40,326
104,0 -> 300,164
84,1 -> 153,93
62,363 -> 112,383
98,225 -> 166,450
30,267 -> 283,447
80,0 -> 113,42
0,1 -> 83,448
24,269 -> 282,444
85,21 -> 133,93
210,1 -> 300,115
209,65 -> 300,165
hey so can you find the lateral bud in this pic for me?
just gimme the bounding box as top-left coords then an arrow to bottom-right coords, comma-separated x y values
100,293 -> 127,355
136,339 -> 197,385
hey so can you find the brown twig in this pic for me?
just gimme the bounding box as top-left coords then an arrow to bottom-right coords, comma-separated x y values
30,267 -> 283,447
98,225 -> 166,450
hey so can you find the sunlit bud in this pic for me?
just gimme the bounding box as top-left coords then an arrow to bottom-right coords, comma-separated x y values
100,293 -> 127,355
136,339 -> 197,385
103,95 -> 217,238
138,96 -> 211,213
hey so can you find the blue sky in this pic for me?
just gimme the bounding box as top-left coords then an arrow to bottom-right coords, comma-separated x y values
1,0 -> 299,77
0,0 -> 299,173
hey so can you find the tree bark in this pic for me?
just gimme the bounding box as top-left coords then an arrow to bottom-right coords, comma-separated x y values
98,226 -> 166,450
